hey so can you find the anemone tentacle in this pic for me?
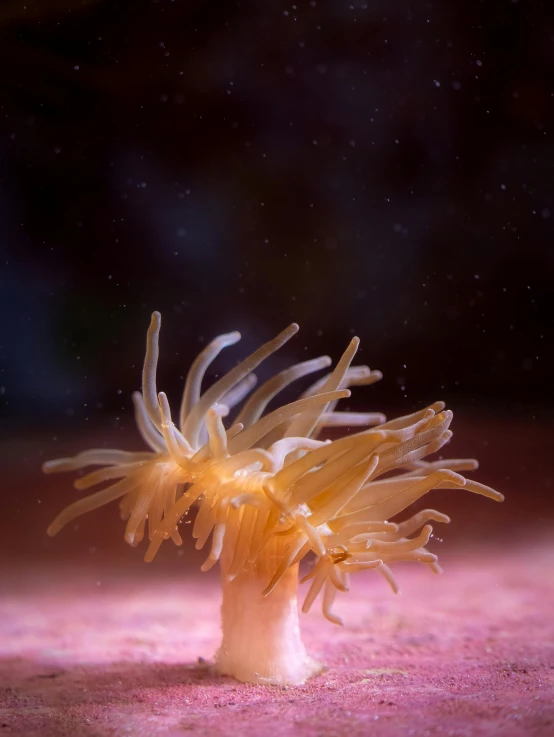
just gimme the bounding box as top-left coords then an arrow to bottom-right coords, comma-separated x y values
44,313 -> 503,658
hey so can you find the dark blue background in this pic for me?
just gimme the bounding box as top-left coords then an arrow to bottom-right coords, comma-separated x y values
1,0 -> 552,433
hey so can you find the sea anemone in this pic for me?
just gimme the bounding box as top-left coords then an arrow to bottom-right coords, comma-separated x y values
44,312 -> 503,685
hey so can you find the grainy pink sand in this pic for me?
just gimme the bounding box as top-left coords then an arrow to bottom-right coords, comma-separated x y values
1,543 -> 553,737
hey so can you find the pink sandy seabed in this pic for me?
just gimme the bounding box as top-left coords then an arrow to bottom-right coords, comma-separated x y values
1,542 -> 553,737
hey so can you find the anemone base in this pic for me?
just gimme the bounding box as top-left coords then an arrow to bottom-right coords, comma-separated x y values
216,550 -> 322,686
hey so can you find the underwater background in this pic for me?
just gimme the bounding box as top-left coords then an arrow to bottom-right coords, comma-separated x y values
0,2 -> 553,735
1,0 -> 552,555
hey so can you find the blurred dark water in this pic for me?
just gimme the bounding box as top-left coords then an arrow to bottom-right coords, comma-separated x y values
0,0 -> 552,431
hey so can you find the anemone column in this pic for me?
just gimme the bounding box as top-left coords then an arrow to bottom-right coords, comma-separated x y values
216,536 -> 322,685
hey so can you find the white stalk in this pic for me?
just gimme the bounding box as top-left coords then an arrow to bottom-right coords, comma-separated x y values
216,536 -> 323,685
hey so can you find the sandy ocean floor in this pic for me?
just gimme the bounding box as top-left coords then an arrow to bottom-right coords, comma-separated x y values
1,541 -> 553,737
2,416 -> 553,735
